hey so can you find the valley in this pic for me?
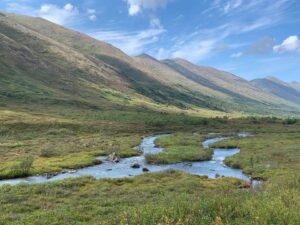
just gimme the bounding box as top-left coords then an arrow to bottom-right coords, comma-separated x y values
0,10 -> 300,225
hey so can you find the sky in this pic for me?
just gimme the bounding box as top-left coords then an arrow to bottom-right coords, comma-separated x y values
1,0 -> 299,82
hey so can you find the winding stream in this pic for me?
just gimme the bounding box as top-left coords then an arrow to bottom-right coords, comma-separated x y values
0,134 -> 250,186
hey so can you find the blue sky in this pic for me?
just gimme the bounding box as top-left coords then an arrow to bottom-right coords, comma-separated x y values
1,0 -> 300,82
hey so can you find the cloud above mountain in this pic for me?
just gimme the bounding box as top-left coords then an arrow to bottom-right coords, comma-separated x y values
36,3 -> 78,25
126,0 -> 171,16
274,36 -> 300,53
0,0 -> 299,81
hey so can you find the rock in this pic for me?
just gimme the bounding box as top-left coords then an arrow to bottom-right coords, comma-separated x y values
185,162 -> 192,167
131,163 -> 141,169
142,167 -> 149,172
251,176 -> 266,181
106,169 -> 112,171
215,173 -> 221,178
61,169 -> 77,174
45,172 -> 59,179
238,184 -> 251,189
107,152 -> 120,163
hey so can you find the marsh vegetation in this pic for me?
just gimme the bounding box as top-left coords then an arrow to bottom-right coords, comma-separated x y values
0,107 -> 299,224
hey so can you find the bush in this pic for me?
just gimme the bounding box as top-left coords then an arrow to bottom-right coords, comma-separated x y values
283,118 -> 297,125
11,157 -> 34,178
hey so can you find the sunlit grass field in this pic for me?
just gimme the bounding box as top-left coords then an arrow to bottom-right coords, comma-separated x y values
0,106 -> 299,225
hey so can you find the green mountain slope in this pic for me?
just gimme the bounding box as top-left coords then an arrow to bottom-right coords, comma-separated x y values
1,11 -> 300,116
0,12 -> 219,111
162,59 -> 300,114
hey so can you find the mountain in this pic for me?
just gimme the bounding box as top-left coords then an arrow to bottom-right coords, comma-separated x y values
162,59 -> 300,114
291,82 -> 300,92
0,11 -> 220,111
1,11 -> 300,116
251,77 -> 300,105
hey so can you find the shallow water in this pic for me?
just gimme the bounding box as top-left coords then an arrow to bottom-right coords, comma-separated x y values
0,134 -> 250,186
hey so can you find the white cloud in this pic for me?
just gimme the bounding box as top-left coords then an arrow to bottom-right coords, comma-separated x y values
64,3 -> 74,11
87,8 -> 97,21
126,0 -> 170,16
230,52 -> 243,58
3,1 -> 93,25
209,0 -> 292,16
37,3 -> 78,25
223,0 -> 243,14
128,4 -> 141,16
89,14 -> 97,21
152,18 -> 273,62
151,0 -> 295,63
150,18 -> 162,28
155,48 -> 169,59
3,0 -> 34,15
171,39 -> 218,62
90,28 -> 166,55
273,35 -> 300,53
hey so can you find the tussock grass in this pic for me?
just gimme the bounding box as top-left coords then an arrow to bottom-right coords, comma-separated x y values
145,133 -> 212,164
0,108 -> 300,224
0,170 -> 299,225
210,131 -> 300,179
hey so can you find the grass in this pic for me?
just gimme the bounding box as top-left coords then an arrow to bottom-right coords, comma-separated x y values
0,108 -> 300,224
0,151 -> 103,179
0,109 -> 145,179
0,107 -> 298,179
0,170 -> 299,225
210,131 -> 300,180
145,133 -> 213,164
1,12 -> 300,224
0,106 -> 232,179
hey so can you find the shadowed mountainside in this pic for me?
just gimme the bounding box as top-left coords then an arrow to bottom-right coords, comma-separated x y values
251,77 -> 300,105
0,11 -> 300,116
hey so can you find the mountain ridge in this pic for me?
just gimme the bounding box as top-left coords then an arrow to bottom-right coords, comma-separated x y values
251,77 -> 300,105
290,81 -> 300,92
1,11 -> 300,116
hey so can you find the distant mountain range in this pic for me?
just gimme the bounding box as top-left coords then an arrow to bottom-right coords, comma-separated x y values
0,11 -> 299,116
251,77 -> 300,105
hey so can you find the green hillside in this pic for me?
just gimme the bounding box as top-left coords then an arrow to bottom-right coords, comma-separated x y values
1,11 -> 300,225
1,11 -> 300,116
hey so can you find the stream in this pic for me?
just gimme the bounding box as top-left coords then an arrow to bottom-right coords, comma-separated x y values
0,134 -> 251,186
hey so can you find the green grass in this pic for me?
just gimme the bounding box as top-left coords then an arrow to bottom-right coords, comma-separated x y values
210,131 -> 300,180
0,109 -> 145,179
0,151 -> 103,179
0,106 -> 232,179
1,12 -> 300,225
0,109 -> 300,224
0,170 -> 299,225
145,133 -> 213,164
0,107 -> 298,179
